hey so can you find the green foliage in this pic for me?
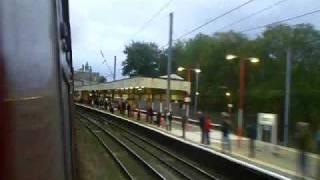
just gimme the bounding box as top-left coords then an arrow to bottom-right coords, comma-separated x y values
122,24 -> 320,137
122,41 -> 161,77
97,76 -> 106,83
171,24 -> 320,137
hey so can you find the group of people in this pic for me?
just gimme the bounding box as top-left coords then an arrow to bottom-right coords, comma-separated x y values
198,111 -> 260,157
94,98 -> 174,130
136,105 -> 174,131
155,109 -> 173,131
198,112 -> 233,154
117,100 -> 132,117
89,98 -> 133,117
88,97 -> 320,178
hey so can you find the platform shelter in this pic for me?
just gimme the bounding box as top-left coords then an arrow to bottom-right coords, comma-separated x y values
74,76 -> 191,114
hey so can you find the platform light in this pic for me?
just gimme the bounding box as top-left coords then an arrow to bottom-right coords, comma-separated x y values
141,86 -> 145,89
135,86 -> 139,89
129,86 -> 134,89
249,57 -> 260,63
225,92 -> 231,97
138,88 -> 142,91
177,66 -> 185,72
194,68 -> 201,73
195,92 -> 200,96
120,88 -> 124,90
226,54 -> 237,60
89,93 -> 92,96
227,104 -> 233,108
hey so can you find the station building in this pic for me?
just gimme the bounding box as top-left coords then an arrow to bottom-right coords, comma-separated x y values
74,75 -> 191,114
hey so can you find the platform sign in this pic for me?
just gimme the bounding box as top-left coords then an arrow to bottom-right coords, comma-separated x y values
258,113 -> 276,126
184,97 -> 191,103
257,113 -> 278,145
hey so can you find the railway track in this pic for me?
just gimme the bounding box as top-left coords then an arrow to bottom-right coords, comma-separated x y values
76,109 -> 221,180
76,113 -> 165,180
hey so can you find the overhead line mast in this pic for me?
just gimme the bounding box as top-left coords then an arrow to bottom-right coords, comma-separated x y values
160,0 -> 255,48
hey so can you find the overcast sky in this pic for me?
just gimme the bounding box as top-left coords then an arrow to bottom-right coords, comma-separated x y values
69,0 -> 320,80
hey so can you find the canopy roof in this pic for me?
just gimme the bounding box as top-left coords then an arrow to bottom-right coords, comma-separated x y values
75,76 -> 191,93
159,74 -> 184,80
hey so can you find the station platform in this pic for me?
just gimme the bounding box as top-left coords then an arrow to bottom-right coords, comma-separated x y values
76,103 -> 320,180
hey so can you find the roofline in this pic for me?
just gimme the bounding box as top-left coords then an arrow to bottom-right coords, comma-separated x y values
77,76 -> 189,88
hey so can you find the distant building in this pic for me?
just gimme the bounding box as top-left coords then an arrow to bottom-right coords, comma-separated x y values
74,62 -> 106,87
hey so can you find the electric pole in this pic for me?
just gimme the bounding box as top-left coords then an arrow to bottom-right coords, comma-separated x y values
284,47 -> 292,146
166,12 -> 173,111
194,70 -> 199,115
114,56 -> 117,81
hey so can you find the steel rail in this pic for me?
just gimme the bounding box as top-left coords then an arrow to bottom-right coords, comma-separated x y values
77,112 -> 166,180
80,110 -> 219,180
77,117 -> 134,180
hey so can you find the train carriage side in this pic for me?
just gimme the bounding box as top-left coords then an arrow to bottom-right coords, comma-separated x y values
0,0 -> 74,180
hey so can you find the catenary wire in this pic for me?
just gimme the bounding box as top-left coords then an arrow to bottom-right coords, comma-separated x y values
240,8 -> 320,33
160,0 -> 255,49
218,0 -> 288,31
176,0 -> 255,40
133,0 -> 173,38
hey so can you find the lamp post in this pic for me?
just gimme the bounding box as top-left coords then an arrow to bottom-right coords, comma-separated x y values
194,68 -> 201,115
177,66 -> 201,115
225,91 -> 233,117
225,54 -> 259,147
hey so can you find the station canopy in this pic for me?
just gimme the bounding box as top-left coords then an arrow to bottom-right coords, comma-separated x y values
75,76 -> 191,94
159,74 -> 184,80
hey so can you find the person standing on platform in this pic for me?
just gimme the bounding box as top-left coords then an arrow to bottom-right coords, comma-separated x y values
137,110 -> 141,121
204,115 -> 212,145
246,122 -> 257,158
156,111 -> 161,127
316,125 -> 320,179
221,112 -> 231,154
165,110 -> 170,131
110,103 -> 114,114
315,125 -> 320,153
147,107 -> 154,123
95,98 -> 99,108
127,103 -> 131,117
198,111 -> 205,144
122,101 -> 126,115
160,114 -> 165,128
146,107 -> 150,122
168,110 -> 173,131
120,101 -> 123,114
182,115 -> 187,138
104,99 -> 108,110
295,122 -> 310,178
150,107 -> 154,123
118,101 -> 121,113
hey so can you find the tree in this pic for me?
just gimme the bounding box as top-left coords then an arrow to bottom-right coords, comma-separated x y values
163,25 -> 320,140
122,41 -> 161,77
121,24 -> 320,140
250,24 -> 320,135
97,76 -> 106,83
